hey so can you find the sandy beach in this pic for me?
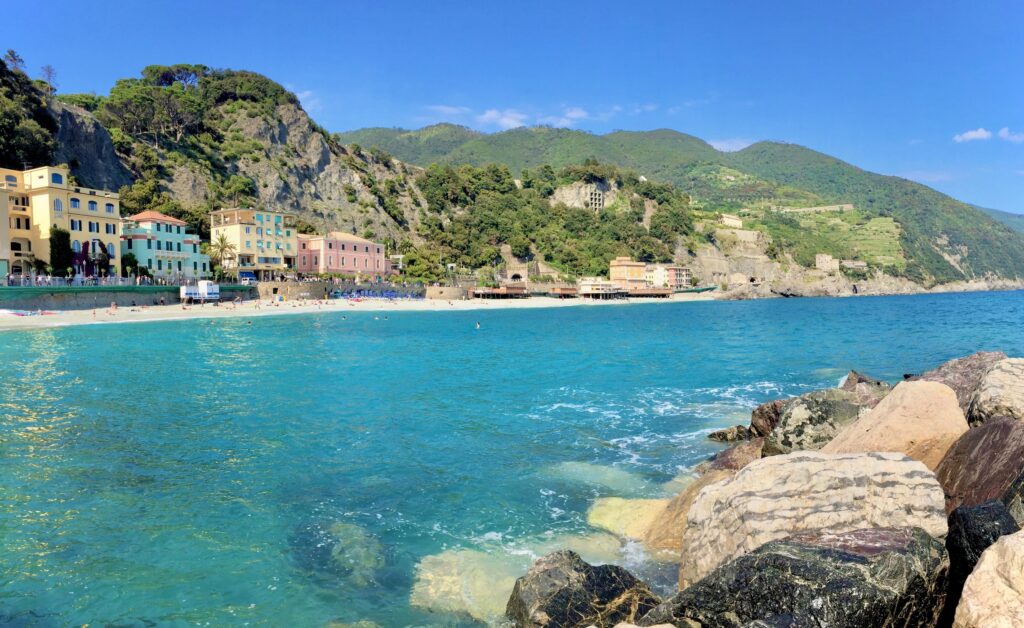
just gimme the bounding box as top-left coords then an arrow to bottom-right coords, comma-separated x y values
0,293 -> 715,332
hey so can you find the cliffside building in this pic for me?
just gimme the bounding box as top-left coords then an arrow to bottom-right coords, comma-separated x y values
210,208 -> 297,280
815,254 -> 840,272
0,165 -> 122,277
121,211 -> 210,279
295,232 -> 388,278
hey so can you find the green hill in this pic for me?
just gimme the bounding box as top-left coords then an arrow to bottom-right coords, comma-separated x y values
977,206 -> 1024,233
337,125 -> 1024,284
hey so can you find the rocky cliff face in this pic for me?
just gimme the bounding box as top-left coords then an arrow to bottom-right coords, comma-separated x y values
49,100 -> 133,191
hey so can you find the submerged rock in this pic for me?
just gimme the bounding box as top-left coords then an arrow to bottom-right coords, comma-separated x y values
936,416 -> 1024,513
968,357 -> 1024,426
943,501 -> 1020,626
915,351 -> 1006,414
954,528 -> 1024,627
410,532 -> 623,622
641,527 -> 948,628
545,462 -> 652,496
760,388 -> 869,456
678,451 -> 947,587
823,380 -> 967,470
290,520 -> 384,588
506,550 -> 660,627
587,498 -> 669,540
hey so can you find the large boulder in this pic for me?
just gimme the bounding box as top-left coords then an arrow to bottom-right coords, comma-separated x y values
749,399 -> 787,437
693,438 -> 764,475
641,470 -> 735,562
760,389 -> 872,456
706,424 -> 751,442
936,416 -> 1024,513
822,381 -> 967,471
505,550 -> 660,627
968,358 -> 1024,426
678,451 -> 948,587
840,369 -> 893,406
916,351 -> 1006,414
943,501 -> 1020,626
642,528 -> 948,628
954,529 -> 1024,627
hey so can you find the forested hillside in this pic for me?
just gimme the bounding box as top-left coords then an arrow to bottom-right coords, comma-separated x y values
339,125 -> 1024,284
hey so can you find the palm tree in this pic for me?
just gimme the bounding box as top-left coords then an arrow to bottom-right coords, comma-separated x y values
206,233 -> 237,268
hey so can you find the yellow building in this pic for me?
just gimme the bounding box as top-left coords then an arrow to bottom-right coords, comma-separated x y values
608,256 -> 648,290
209,208 -> 298,279
0,188 -> 10,276
0,165 -> 122,276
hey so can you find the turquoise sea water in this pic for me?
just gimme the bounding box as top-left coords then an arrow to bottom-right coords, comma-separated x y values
1,291 -> 1023,626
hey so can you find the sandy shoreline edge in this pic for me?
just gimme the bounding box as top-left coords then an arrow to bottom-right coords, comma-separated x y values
0,293 -> 716,332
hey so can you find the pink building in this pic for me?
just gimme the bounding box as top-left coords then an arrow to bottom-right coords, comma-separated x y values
296,232 -> 388,277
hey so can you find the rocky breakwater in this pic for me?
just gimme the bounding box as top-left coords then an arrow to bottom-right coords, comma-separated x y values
500,351 -> 1024,627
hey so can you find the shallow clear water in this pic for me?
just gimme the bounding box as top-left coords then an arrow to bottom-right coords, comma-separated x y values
1,292 -> 1022,626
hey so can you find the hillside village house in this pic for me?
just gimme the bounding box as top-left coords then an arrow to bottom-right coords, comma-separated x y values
295,232 -> 388,278
209,208 -> 297,280
0,165 -> 122,277
121,211 -> 210,279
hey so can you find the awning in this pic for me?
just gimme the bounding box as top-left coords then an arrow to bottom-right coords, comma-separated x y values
238,271 -> 256,279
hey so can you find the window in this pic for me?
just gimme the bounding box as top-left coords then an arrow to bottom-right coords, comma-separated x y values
107,243 -> 115,257
192,244 -> 197,253
177,261 -> 182,271
70,219 -> 81,231
148,258 -> 153,267
285,243 -> 290,251
157,260 -> 162,270
285,230 -> 291,236
176,226 -> 181,234
4,175 -> 16,187
155,224 -> 161,232
341,257 -> 345,266
256,227 -> 262,236
72,240 -> 81,253
88,200 -> 97,212
341,244 -> 346,251
54,199 -> 63,212
301,256 -> 307,265
147,240 -> 152,250
376,247 -> 381,254
126,239 -> 133,250
275,215 -> 282,224
313,256 -> 318,265
202,262 -> 207,272
328,242 -> 333,249
328,256 -> 333,266
105,203 -> 114,214
245,240 -> 251,248
106,224 -> 115,234
51,173 -> 63,184
245,226 -> 251,234
193,262 -> 198,271
301,242 -> 306,250
364,246 -> 369,252
157,241 -> 162,250
70,197 -> 80,209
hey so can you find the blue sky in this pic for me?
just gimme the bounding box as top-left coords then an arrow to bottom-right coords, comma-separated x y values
7,0 -> 1023,212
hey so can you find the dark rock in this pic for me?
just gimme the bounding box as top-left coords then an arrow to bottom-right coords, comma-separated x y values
760,389 -> 867,456
699,438 -> 764,474
505,550 -> 660,627
640,527 -> 948,628
941,501 -> 1019,626
915,351 -> 1006,414
936,416 -> 1024,513
707,424 -> 750,442
1003,470 -> 1024,526
749,399 -> 787,437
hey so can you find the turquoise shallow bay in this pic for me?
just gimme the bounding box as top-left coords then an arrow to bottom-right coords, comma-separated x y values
1,292 -> 1023,626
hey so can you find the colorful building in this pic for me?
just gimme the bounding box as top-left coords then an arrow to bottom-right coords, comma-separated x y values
121,211 -> 210,279
608,256 -> 648,290
209,208 -> 297,280
295,232 -> 388,278
0,165 -> 122,276
645,264 -> 691,289
0,188 -> 10,277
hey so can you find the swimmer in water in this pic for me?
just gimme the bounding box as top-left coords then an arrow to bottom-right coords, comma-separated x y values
475,321 -> 481,329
